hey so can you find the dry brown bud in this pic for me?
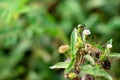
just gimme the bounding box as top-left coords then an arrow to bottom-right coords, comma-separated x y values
58,45 -> 69,53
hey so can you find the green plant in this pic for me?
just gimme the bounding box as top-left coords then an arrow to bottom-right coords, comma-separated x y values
0,0 -> 120,80
50,24 -> 120,80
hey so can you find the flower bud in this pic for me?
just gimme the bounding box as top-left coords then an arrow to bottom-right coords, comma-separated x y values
68,72 -> 77,79
106,44 -> 112,48
58,45 -> 69,53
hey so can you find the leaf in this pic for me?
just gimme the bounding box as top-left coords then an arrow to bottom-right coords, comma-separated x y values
100,54 -> 107,61
0,39 -> 32,77
65,59 -> 75,74
107,39 -> 112,45
49,62 -> 70,69
84,54 -> 95,65
81,65 -> 112,80
70,28 -> 77,58
108,53 -> 120,58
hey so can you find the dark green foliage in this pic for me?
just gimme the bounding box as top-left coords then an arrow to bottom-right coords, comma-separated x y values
0,0 -> 120,80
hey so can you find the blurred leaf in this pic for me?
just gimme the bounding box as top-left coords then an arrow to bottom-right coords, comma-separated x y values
0,39 -> 32,79
49,62 -> 70,69
107,39 -> 113,45
0,0 -> 29,23
86,0 -> 107,10
96,24 -> 112,34
85,13 -> 99,28
27,71 -> 40,80
81,65 -> 112,80
84,54 -> 95,65
108,53 -> 120,58
8,39 -> 32,67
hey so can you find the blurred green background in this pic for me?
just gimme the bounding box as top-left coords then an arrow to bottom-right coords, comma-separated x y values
0,0 -> 120,80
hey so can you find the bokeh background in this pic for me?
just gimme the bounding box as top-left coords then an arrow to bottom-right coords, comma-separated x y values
0,0 -> 120,80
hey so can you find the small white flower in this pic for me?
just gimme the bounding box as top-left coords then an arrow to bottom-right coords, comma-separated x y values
83,29 -> 91,35
65,58 -> 71,62
106,44 -> 112,48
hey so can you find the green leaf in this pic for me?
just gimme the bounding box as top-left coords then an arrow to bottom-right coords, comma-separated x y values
49,62 -> 70,69
100,54 -> 107,61
84,54 -> 95,65
107,39 -> 112,45
70,28 -> 77,58
65,59 -> 75,74
108,53 -> 120,58
81,65 -> 112,80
